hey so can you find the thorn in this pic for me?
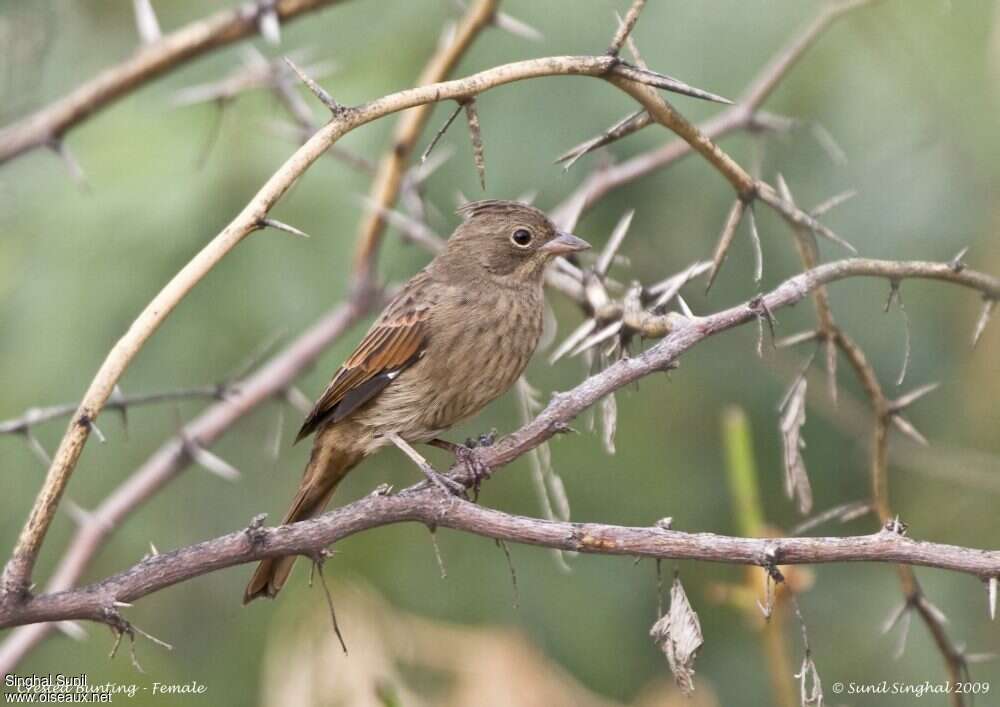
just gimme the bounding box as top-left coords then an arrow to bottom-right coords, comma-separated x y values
570,319 -> 623,358
881,600 -> 909,635
47,139 -> 90,191
421,102 -> 463,164
111,384 -> 129,437
892,606 -> 913,659
284,386 -> 314,415
949,246 -> 969,272
257,1 -> 281,45
114,601 -> 133,608
989,576 -> 997,621
647,261 -> 711,311
810,189 -> 857,218
493,11 -> 543,41
891,382 -> 940,412
919,595 -> 949,625
357,195 -> 445,253
183,436 -> 241,481
772,176 -> 855,253
676,294 -> 695,319
555,110 -> 650,170
463,99 -> 486,190
549,318 -> 597,364
882,515 -> 909,536
270,404 -> 284,463
283,57 -> 342,114
64,500 -> 96,528
132,0 -> 162,44
809,216 -> 856,254
706,199 -> 748,293
622,22 -> 648,70
748,204 -> 763,283
612,62 -> 733,105
790,499 -> 871,535
809,122 -> 848,165
972,298 -> 996,348
891,415 -> 929,446
24,430 -> 53,466
775,330 -> 819,348
88,419 -> 106,443
225,329 -> 286,385
148,541 -> 159,557
595,209 -> 635,277
259,217 -> 310,239
748,295 -> 777,354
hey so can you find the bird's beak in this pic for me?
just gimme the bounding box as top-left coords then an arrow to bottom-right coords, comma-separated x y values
540,230 -> 591,256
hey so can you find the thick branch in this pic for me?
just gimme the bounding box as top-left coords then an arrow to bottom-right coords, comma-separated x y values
0,492 -> 995,630
0,295 -> 377,672
1,257 -> 995,631
0,52 -> 683,597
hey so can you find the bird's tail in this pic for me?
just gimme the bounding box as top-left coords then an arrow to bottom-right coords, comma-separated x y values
243,438 -> 363,604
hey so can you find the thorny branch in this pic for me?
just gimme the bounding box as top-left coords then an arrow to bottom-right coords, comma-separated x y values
0,50 -> 745,602
0,258 -> 997,633
0,0 -> 353,165
3,1 -> 995,698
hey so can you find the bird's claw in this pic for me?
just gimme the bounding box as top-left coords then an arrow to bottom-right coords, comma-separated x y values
464,428 -> 497,449
454,445 -> 491,501
424,468 -> 467,497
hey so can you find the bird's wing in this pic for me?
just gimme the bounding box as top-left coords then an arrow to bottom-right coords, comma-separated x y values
295,306 -> 429,443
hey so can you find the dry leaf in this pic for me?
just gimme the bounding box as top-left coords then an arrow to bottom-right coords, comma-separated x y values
779,377 -> 813,514
650,578 -> 704,696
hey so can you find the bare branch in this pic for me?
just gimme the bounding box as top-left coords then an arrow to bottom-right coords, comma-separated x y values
2,257 -> 997,632
463,98 -> 486,190
2,492 -> 997,631
0,0 -> 353,165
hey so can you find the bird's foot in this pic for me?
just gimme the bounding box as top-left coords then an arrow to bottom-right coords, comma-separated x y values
429,436 -> 494,500
421,465 -> 467,497
464,428 -> 497,449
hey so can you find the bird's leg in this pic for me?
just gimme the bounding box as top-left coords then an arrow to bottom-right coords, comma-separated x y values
386,432 -> 465,496
428,434 -> 494,499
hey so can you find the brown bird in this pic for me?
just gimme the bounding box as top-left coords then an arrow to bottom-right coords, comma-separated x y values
243,200 -> 589,603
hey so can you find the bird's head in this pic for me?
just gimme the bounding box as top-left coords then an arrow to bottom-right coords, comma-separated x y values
445,199 -> 590,283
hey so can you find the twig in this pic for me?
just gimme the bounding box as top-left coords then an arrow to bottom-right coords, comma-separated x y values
1,257 -> 997,632
0,0 -> 353,165
607,0 -> 648,57
0,294 -> 377,673
350,0 -> 499,285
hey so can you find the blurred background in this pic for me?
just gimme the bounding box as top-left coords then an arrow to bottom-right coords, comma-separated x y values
1,1 -> 998,705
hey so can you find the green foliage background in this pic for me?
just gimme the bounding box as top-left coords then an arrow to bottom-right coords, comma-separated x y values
1,1 -> 998,704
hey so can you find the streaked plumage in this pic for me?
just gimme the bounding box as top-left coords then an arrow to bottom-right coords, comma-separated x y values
244,200 -> 589,603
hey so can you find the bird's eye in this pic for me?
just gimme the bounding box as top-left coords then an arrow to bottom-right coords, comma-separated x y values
511,228 -> 533,247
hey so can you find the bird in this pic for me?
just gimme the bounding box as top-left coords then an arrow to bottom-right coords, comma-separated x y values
243,199 -> 590,603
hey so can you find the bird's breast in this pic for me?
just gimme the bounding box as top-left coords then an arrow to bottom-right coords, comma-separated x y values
422,285 -> 540,424
355,285 -> 543,440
